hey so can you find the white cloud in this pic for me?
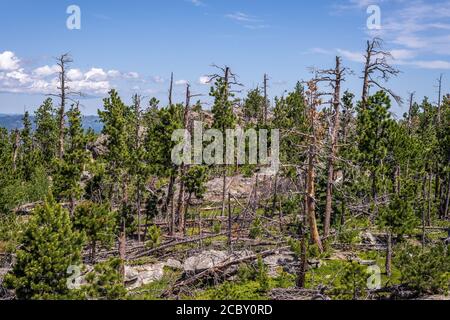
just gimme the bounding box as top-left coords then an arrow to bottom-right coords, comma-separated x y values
33,65 -> 59,77
6,69 -> 31,84
409,60 -> 450,69
67,68 -> 84,81
198,76 -> 210,85
225,12 -> 267,29
226,12 -> 260,23
0,51 -> 20,71
107,70 -> 121,78
123,71 -> 139,79
85,68 -> 108,81
175,79 -> 188,86
337,49 -> 365,63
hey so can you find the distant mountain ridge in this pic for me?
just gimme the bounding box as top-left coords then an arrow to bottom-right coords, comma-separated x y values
0,114 -> 103,132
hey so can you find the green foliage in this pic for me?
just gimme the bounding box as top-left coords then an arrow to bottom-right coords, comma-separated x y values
249,216 -> 263,239
34,98 -> 58,165
182,166 -> 208,200
73,201 -> 116,259
81,258 -> 127,300
243,87 -> 265,122
145,193 -> 159,223
236,257 -> 269,293
145,104 -> 183,177
0,166 -> 50,214
212,221 -> 222,234
337,228 -> 361,245
378,195 -> 419,237
146,225 -> 162,249
196,281 -> 265,300
53,104 -> 89,204
210,76 -> 236,132
332,261 -> 369,300
273,83 -> 308,166
4,195 -> 84,299
0,214 -> 23,253
356,91 -> 395,198
396,244 -> 450,294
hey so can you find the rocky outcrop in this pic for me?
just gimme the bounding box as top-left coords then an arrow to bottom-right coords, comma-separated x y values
183,250 -> 254,274
125,263 -> 166,290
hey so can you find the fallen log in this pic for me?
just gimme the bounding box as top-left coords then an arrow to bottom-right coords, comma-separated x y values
269,288 -> 330,301
165,246 -> 290,296
129,232 -> 229,260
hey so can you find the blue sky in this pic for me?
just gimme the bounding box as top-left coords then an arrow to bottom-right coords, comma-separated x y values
0,0 -> 449,115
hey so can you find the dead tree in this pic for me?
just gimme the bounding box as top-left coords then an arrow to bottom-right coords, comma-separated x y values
133,94 -> 143,242
407,92 -> 416,134
305,78 -> 324,253
162,72 -> 176,235
48,54 -> 81,159
361,38 -> 402,109
175,83 -> 201,235
296,223 -> 308,288
319,56 -> 348,238
169,72 -> 174,106
263,73 -> 269,124
11,129 -> 20,172
207,65 -> 242,218
436,74 -> 443,124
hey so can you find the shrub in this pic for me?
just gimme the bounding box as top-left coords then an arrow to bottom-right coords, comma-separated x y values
396,244 -> 450,294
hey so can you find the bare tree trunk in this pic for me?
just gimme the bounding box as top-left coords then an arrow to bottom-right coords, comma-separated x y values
183,193 -> 192,237
12,129 -> 19,172
271,173 -> 279,216
361,40 -> 372,110
163,175 -> 176,236
263,73 -> 268,124
427,171 -> 433,227
119,218 -> 126,280
134,94 -> 143,243
227,192 -> 232,252
221,67 -> 230,217
307,143 -> 323,252
437,74 -> 443,125
54,54 -> 74,159
168,72 -> 174,106
422,173 -> 427,247
386,232 -> 392,277
444,176 -> 450,218
407,92 -> 415,134
324,56 -> 342,238
296,223 -> 308,288
176,84 -> 192,234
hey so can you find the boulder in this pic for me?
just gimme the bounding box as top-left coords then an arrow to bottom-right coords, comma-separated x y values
183,250 -> 254,274
125,263 -> 165,290
165,258 -> 183,270
361,231 -> 378,245
263,253 -> 295,277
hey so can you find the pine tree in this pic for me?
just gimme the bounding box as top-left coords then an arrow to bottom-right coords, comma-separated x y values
145,103 -> 183,235
243,87 -> 264,123
34,98 -> 58,166
98,90 -> 133,277
19,111 -> 35,181
54,104 -> 89,214
357,91 -> 395,201
210,67 -> 237,217
4,195 -> 84,299
73,201 -> 116,262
